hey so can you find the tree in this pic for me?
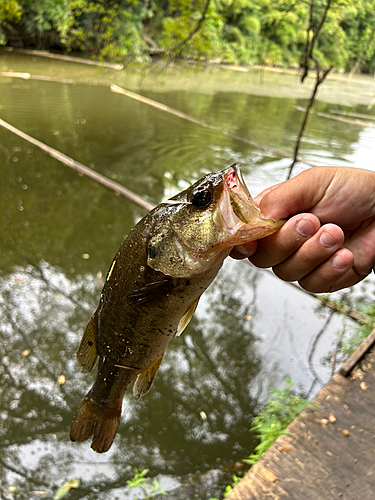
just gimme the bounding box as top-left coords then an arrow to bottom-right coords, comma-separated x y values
0,0 -> 22,44
0,0 -> 374,71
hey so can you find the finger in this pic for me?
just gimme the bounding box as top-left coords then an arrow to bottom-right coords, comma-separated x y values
298,248 -> 355,293
272,224 -> 345,282
298,218 -> 375,293
253,183 -> 281,206
326,265 -> 369,292
257,167 -> 336,220
344,218 -> 375,275
322,218 -> 375,291
230,241 -> 258,260
249,214 -> 321,268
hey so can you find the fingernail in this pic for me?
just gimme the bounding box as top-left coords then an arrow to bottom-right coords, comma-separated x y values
296,219 -> 315,237
320,231 -> 336,248
333,254 -> 347,269
235,245 -> 252,256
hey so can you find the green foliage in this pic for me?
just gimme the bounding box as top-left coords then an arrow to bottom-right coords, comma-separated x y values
12,0 -> 73,44
0,0 -> 22,43
66,1 -> 149,60
223,473 -> 241,496
0,0 -> 22,22
157,0 -> 217,59
245,378 -> 315,464
207,474 -> 241,500
0,0 -> 375,70
126,468 -> 166,500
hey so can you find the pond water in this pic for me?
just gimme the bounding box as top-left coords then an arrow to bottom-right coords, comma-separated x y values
0,49 -> 375,499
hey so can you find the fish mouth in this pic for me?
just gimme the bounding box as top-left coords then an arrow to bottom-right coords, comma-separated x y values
219,164 -> 284,243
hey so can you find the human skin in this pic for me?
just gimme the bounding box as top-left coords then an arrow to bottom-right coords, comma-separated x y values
231,167 -> 375,292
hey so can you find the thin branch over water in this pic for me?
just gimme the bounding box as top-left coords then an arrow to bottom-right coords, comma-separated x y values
288,0 -> 333,179
287,64 -> 332,179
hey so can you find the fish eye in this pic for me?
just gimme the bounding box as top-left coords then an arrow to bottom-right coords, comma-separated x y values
190,187 -> 212,208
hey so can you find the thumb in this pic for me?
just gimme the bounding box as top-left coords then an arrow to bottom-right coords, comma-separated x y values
257,168 -> 334,220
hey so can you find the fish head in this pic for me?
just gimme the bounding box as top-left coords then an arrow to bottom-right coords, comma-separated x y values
147,164 -> 284,278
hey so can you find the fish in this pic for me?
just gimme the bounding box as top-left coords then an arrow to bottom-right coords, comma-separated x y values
70,163 -> 284,453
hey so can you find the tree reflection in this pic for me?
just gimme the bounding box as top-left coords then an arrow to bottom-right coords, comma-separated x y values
0,258 -> 267,498
0,257 -> 354,497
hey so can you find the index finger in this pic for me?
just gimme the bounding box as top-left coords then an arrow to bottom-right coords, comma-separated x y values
249,213 -> 321,268
256,167 -> 335,220
253,183 -> 281,207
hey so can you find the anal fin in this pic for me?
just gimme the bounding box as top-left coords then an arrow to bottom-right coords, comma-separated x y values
176,297 -> 200,338
132,354 -> 164,398
77,308 -> 99,373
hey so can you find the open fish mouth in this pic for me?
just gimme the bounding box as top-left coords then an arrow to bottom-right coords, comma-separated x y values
219,164 -> 284,242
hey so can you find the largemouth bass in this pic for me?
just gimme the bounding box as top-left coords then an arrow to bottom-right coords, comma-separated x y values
70,164 -> 284,453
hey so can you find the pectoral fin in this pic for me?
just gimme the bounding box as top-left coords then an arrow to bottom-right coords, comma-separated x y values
176,297 -> 200,338
124,279 -> 172,306
132,353 -> 164,398
77,309 -> 99,373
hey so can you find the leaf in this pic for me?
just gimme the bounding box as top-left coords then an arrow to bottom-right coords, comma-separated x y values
260,468 -> 278,482
54,479 -> 80,500
126,468 -> 149,488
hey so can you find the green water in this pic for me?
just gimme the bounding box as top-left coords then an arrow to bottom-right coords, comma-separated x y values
0,49 -> 375,499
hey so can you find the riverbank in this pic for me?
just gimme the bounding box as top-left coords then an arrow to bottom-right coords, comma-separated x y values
2,47 -> 374,109
5,46 -> 375,84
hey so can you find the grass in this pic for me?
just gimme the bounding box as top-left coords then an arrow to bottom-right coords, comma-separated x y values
126,468 -> 166,500
210,378 -> 315,499
244,377 -> 315,465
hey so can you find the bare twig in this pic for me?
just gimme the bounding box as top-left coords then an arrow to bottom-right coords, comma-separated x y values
301,0 -> 332,83
300,0 -> 314,83
10,48 -> 123,70
317,111 -> 375,129
287,64 -> 332,179
330,110 -> 375,121
0,118 -> 154,212
111,84 -> 317,167
288,0 -> 333,179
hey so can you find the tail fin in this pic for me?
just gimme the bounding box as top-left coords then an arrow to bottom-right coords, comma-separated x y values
70,397 -> 121,453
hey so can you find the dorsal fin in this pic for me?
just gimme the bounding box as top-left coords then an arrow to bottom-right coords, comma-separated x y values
132,353 -> 164,398
176,297 -> 200,338
77,309 -> 99,373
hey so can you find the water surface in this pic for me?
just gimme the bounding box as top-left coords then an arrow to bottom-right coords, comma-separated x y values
1,49 -> 375,499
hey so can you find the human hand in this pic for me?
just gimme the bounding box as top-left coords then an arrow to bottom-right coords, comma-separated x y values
231,167 -> 375,292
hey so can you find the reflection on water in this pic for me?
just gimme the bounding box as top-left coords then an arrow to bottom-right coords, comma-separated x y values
0,261 -> 347,499
0,50 -> 375,498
